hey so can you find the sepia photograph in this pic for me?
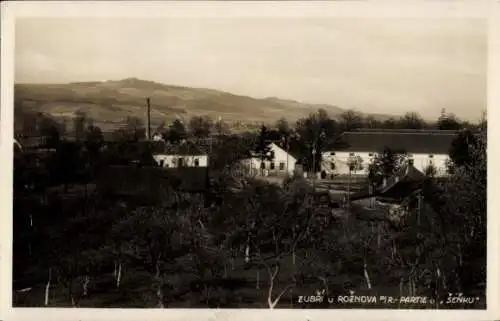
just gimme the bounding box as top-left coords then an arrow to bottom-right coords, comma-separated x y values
1,0 -> 499,319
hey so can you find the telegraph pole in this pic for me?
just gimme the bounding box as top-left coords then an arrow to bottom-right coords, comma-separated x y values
146,97 -> 151,140
312,145 -> 316,192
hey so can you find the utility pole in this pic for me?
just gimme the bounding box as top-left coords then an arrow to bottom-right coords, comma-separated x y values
368,180 -> 373,208
146,97 -> 151,140
284,134 -> 290,176
347,167 -> 351,208
312,145 -> 316,192
346,156 -> 354,209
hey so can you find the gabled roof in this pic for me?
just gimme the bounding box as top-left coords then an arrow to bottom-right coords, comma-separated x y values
336,129 -> 458,154
349,163 -> 426,202
269,142 -> 295,156
381,163 -> 426,194
248,142 -> 298,161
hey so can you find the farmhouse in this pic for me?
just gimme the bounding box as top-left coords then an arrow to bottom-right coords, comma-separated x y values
322,129 -> 458,177
242,142 -> 297,177
152,140 -> 209,168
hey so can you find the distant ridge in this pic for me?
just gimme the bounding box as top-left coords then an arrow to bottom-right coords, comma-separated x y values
14,78 -> 394,132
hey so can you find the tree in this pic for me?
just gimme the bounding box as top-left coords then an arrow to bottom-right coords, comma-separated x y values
363,115 -> 382,129
254,125 -> 274,175
383,117 -> 397,129
397,112 -> 426,130
224,180 -> 317,309
110,205 -> 184,307
37,193 -> 109,307
423,163 -> 437,178
39,115 -> 62,148
84,124 -> 104,179
441,127 -> 486,294
339,109 -> 363,132
214,118 -> 230,136
292,109 -> 340,173
165,119 -> 188,143
275,118 -> 291,138
73,111 -> 88,141
210,134 -> 255,171
116,116 -> 145,142
48,141 -> 85,191
347,155 -> 364,173
448,129 -> 479,171
189,116 -> 213,138
368,147 -> 408,186
437,109 -> 462,130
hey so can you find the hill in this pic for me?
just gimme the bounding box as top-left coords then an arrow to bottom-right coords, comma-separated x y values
14,78 -> 391,132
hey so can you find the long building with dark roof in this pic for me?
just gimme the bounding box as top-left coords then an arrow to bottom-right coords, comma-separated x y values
321,129 -> 459,177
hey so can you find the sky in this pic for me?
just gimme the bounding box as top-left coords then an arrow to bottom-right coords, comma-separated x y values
14,3 -> 488,121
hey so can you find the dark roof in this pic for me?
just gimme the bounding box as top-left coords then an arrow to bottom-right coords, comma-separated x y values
98,165 -> 209,196
153,141 -> 208,156
349,163 -> 426,202
336,130 -> 458,154
381,163 -> 426,194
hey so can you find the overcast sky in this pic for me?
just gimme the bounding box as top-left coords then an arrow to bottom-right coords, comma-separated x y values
14,3 -> 488,121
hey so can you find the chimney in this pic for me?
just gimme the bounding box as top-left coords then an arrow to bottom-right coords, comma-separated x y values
146,97 -> 151,140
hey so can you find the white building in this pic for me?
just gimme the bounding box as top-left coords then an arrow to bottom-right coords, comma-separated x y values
152,132 -> 164,142
241,142 -> 297,177
152,141 -> 208,168
321,129 -> 458,177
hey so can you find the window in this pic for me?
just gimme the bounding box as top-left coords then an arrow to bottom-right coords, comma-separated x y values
260,162 -> 266,169
270,162 -> 275,170
178,157 -> 185,167
279,162 -> 285,170
165,163 -> 169,168
270,151 -> 275,158
194,158 -> 200,167
331,162 -> 335,170
330,152 -> 336,156
429,159 -> 435,166
172,159 -> 177,166
159,160 -> 165,167
349,152 -> 355,156
368,153 -> 374,157
429,154 -> 434,158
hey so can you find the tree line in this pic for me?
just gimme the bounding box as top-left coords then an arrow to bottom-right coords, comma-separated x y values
14,105 -> 485,182
16,106 -> 477,146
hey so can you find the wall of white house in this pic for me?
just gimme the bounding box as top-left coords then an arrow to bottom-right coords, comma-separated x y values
241,143 -> 297,176
321,151 -> 449,177
243,157 -> 297,176
153,154 -> 209,168
411,153 -> 449,176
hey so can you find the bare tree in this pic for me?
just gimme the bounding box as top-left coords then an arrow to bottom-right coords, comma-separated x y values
232,181 -> 318,309
189,115 -> 214,138
397,112 -> 426,129
339,109 -> 363,131
214,118 -> 230,136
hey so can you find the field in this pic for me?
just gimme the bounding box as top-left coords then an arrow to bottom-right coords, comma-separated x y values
12,178 -> 485,310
